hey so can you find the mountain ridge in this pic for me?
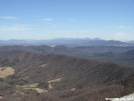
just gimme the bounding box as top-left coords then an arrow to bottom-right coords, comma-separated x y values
0,38 -> 134,46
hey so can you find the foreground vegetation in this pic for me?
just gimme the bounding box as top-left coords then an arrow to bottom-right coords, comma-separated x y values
0,50 -> 133,101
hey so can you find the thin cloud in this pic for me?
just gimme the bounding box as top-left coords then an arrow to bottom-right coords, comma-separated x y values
113,32 -> 134,41
118,26 -> 125,28
68,19 -> 76,21
0,24 -> 31,31
32,16 -> 40,18
104,25 -> 133,29
0,16 -> 19,20
104,26 -> 114,28
53,24 -> 57,27
118,25 -> 133,29
79,30 -> 90,33
61,30 -> 90,33
44,18 -> 53,21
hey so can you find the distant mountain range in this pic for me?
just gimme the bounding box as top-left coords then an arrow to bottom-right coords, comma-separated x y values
127,40 -> 134,44
0,38 -> 134,46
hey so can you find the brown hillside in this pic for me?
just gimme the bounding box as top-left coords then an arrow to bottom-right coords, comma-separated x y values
0,50 -> 134,101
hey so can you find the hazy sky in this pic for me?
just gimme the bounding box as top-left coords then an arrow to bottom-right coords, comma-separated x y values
0,0 -> 134,41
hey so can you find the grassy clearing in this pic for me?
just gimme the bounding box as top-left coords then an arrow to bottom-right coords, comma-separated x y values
0,96 -> 3,99
0,67 -> 15,78
16,83 -> 47,93
48,78 -> 62,89
71,88 -> 76,91
39,64 -> 47,68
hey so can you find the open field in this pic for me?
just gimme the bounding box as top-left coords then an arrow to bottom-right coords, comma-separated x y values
0,67 -> 15,78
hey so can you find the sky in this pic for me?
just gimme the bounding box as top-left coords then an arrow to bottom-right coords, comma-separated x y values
0,0 -> 134,41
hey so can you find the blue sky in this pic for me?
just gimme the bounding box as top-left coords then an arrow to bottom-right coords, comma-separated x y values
0,0 -> 134,41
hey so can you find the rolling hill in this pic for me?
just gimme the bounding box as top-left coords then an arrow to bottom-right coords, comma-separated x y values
0,45 -> 134,54
0,50 -> 134,101
0,45 -> 134,67
82,50 -> 134,66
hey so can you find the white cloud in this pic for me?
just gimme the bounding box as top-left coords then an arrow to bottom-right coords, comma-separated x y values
44,18 -> 53,21
104,26 -> 113,28
118,26 -> 125,28
60,30 -> 90,33
0,16 -> 19,20
104,25 -> 133,29
0,24 -> 31,31
118,26 -> 133,29
79,30 -> 90,33
113,32 -> 134,41
53,24 -> 57,27
68,19 -> 76,21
